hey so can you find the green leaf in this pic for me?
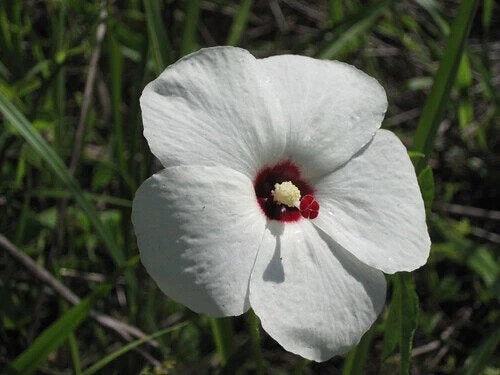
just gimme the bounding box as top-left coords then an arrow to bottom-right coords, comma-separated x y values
8,286 -> 110,375
81,322 -> 188,375
181,0 -> 202,56
460,326 -> 500,375
317,0 -> 394,59
143,0 -> 173,73
418,166 -> 435,213
413,0 -> 479,172
467,247 -> 498,287
0,94 -> 126,268
342,326 -> 376,375
226,0 -> 253,46
408,151 -> 426,163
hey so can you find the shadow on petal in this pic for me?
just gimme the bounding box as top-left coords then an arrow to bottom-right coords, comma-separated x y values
316,227 -> 386,314
263,221 -> 285,283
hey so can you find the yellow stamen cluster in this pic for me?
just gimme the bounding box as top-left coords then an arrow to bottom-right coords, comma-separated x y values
271,181 -> 301,208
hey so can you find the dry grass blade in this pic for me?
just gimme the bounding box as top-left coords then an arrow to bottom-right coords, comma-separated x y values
0,233 -> 157,349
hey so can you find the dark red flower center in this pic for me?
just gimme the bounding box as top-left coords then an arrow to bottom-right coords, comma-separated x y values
254,160 -> 318,222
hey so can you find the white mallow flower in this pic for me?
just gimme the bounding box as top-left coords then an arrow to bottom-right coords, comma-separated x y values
132,46 -> 430,362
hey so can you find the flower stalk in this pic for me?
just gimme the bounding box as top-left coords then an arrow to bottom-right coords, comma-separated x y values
209,317 -> 234,366
247,309 -> 264,374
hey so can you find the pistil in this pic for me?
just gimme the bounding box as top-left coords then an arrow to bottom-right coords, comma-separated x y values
254,160 -> 319,222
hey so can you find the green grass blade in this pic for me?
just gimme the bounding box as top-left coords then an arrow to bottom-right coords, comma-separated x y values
342,325 -> 376,375
0,4 -> 13,52
181,0 -> 202,56
108,30 -> 139,312
81,322 -> 188,375
404,5 -> 479,371
29,188 -> 132,208
317,0 -> 394,59
415,0 -> 450,36
62,300 -> 82,375
0,94 -> 126,268
109,32 -> 125,173
398,273 -> 419,375
15,172 -> 30,244
54,2 -> 67,157
455,53 -> 474,130
294,358 -> 310,375
382,278 -> 400,362
68,332 -> 82,375
143,0 -> 173,72
460,326 -> 500,375
226,0 -> 253,46
328,0 -> 344,23
8,287 -> 109,375
469,52 -> 496,102
413,0 -> 479,171
381,273 -> 419,374
108,32 -> 135,193
482,0 -> 493,32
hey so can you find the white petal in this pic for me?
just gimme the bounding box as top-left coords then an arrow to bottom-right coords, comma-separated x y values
140,47 -> 286,177
249,221 -> 386,362
314,130 -> 431,274
259,55 -> 387,179
132,166 -> 266,317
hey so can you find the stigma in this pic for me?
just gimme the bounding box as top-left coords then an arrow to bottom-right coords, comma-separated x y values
299,194 -> 320,219
272,181 -> 301,207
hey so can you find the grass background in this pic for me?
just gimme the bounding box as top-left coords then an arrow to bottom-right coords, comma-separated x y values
0,0 -> 498,374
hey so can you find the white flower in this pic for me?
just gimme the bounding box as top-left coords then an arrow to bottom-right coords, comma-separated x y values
132,47 -> 430,362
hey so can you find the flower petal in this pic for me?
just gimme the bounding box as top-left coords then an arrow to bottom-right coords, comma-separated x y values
249,221 -> 386,362
140,47 -> 286,177
259,55 -> 387,179
132,166 -> 266,317
314,130 -> 430,274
